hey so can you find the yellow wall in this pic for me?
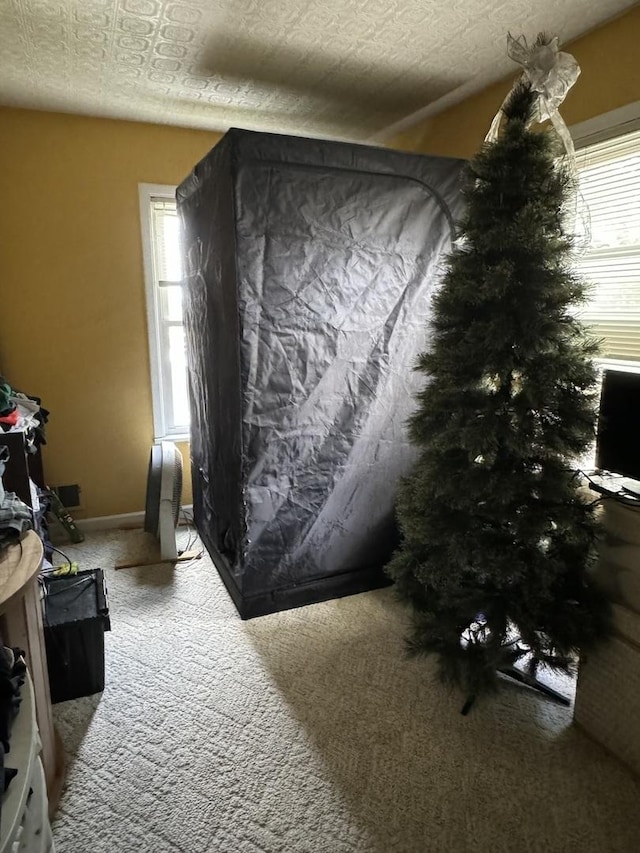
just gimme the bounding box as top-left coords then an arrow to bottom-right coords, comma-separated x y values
0,108 -> 220,517
1,4 -> 638,518
391,4 -> 640,158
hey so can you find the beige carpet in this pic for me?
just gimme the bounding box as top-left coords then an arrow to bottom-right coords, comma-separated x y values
50,528 -> 640,853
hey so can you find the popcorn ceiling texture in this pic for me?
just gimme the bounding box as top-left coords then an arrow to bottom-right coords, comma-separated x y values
0,1 -> 636,139
51,528 -> 640,852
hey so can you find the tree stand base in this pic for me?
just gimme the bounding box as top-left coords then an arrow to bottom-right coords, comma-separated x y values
461,666 -> 572,715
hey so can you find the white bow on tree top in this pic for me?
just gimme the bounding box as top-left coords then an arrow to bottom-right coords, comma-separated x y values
486,33 -> 580,160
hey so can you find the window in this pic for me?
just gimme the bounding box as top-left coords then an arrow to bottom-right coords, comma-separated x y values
575,124 -> 640,366
139,184 -> 189,441
135,126 -> 640,439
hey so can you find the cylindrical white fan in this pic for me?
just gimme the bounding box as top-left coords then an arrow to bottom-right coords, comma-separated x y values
116,442 -> 199,569
144,441 -> 183,560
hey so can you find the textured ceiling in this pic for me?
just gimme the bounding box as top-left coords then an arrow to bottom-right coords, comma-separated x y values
0,0 -> 636,141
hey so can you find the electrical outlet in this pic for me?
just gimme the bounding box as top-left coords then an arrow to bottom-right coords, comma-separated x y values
54,484 -> 81,508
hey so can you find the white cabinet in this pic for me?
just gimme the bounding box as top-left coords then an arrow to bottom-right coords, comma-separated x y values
1,670 -> 54,853
574,498 -> 640,776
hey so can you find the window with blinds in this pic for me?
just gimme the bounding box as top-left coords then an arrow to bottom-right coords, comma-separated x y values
139,185 -> 189,441
575,128 -> 640,363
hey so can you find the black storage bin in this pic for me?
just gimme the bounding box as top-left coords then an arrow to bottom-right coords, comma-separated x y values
42,568 -> 110,703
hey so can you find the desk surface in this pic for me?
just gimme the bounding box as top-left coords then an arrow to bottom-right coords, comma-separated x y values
0,531 -> 43,609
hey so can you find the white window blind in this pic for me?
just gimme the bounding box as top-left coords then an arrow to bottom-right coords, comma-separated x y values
576,128 -> 640,361
152,200 -> 183,284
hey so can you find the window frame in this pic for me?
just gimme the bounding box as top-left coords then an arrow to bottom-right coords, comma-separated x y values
139,182 -> 190,442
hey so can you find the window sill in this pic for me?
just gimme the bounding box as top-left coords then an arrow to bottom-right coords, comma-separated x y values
154,433 -> 190,444
596,358 -> 640,374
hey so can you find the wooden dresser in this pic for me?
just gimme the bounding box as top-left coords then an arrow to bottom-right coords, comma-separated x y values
0,532 -> 65,811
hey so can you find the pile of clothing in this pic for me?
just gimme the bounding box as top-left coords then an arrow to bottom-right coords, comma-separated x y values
0,377 -> 49,551
0,377 -> 49,446
0,636 -> 27,801
0,446 -> 32,550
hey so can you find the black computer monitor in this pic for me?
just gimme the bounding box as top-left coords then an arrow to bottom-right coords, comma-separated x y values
596,369 -> 640,480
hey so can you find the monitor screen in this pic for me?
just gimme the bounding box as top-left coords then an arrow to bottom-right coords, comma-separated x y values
596,369 -> 640,480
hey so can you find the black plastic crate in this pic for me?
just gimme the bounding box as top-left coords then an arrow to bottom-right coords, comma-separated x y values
42,568 -> 110,703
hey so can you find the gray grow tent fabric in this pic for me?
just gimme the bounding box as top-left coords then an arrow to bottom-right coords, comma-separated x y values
177,129 -> 465,618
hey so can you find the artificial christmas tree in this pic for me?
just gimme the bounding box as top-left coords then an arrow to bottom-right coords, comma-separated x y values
386,77 -> 611,708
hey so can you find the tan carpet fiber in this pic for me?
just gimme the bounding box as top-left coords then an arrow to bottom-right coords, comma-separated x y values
50,528 -> 640,852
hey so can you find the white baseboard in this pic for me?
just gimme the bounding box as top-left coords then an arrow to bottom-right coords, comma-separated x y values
73,504 -> 194,532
